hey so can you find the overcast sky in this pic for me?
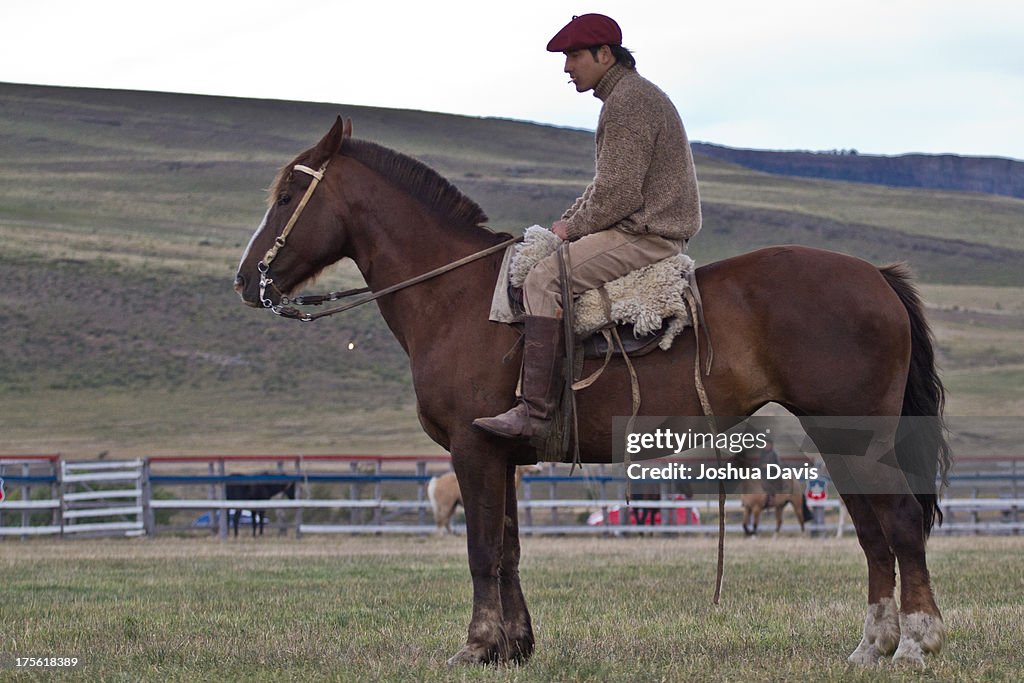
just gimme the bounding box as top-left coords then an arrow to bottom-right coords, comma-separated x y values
3,0 -> 1022,160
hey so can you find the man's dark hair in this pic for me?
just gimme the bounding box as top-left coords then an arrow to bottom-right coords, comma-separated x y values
589,44 -> 636,69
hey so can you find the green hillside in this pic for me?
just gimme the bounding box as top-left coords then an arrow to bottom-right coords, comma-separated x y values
1,82 -> 1022,457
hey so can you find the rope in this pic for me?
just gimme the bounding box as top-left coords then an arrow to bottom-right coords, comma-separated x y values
683,281 -> 725,606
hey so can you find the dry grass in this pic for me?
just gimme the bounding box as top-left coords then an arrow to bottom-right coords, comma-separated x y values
1,535 -> 1022,681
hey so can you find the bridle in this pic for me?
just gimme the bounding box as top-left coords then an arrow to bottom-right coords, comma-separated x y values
257,160 -> 331,312
255,157 -> 521,322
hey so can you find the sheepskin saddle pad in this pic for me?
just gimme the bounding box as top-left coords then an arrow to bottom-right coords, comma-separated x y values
488,225 -> 695,353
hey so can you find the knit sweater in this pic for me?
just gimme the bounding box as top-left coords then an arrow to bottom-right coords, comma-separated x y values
562,63 -> 702,243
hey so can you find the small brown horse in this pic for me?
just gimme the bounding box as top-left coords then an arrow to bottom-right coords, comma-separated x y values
235,118 -> 950,668
736,452 -> 811,536
741,478 -> 810,536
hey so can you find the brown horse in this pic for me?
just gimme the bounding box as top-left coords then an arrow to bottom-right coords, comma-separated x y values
736,452 -> 812,536
234,118 -> 950,668
741,478 -> 810,536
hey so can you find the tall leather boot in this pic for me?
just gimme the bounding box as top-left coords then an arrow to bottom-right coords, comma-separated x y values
473,315 -> 565,439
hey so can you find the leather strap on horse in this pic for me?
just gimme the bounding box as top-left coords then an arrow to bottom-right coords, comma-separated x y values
570,288 -> 616,392
270,236 -> 523,321
682,273 -> 726,606
558,243 -> 582,471
558,248 -> 642,499
258,162 -> 332,309
261,163 -> 329,271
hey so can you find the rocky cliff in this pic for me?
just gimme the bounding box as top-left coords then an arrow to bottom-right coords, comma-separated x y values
692,143 -> 1024,199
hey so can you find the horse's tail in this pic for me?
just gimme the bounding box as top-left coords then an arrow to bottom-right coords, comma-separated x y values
427,476 -> 441,519
879,262 -> 952,537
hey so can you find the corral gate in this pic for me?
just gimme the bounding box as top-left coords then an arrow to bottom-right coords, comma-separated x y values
61,460 -> 145,536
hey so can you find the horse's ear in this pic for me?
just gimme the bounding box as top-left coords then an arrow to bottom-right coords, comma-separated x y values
313,116 -> 349,163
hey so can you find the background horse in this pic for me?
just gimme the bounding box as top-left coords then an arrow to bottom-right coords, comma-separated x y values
735,449 -> 813,536
428,465 -> 542,535
225,473 -> 296,537
234,118 -> 950,668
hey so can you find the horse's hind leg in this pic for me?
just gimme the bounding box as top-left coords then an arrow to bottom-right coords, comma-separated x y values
866,494 -> 944,667
439,502 -> 458,534
839,493 -> 901,665
822,447 -> 944,667
499,462 -> 534,662
794,493 -> 808,532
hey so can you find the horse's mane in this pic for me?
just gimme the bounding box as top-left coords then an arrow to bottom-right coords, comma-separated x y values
341,139 -> 490,231
268,136 -> 506,245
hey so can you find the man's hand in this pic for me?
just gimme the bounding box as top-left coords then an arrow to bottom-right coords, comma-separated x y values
551,220 -> 569,240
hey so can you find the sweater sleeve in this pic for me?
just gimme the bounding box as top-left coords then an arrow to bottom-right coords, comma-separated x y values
561,184 -> 592,221
563,120 -> 654,240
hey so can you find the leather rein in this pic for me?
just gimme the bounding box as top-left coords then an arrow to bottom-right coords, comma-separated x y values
257,158 -> 521,322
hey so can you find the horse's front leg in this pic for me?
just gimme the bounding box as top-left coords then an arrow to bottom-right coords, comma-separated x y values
447,439 -> 512,666
499,461 -> 534,662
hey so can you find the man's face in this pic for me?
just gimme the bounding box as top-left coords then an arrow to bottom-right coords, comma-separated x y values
563,46 -> 613,93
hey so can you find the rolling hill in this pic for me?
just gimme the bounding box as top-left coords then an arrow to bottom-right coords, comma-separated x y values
1,82 -> 1022,457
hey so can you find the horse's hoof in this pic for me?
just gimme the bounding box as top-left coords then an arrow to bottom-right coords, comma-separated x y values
446,645 -> 486,667
847,643 -> 883,666
507,634 -> 535,663
890,612 -> 943,668
446,641 -> 501,667
891,641 -> 927,668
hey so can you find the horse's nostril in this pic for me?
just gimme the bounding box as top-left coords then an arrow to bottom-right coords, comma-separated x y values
234,274 -> 246,292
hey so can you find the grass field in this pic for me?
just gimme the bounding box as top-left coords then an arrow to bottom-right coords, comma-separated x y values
1,535 -> 1022,681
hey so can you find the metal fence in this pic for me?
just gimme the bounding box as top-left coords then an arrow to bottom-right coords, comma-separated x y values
2,454 -> 1022,538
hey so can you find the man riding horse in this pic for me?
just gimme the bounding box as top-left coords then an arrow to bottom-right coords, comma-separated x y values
473,13 -> 703,440
235,11 -> 950,668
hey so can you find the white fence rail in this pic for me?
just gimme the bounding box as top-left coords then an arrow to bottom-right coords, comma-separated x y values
3,455 -> 1022,538
59,459 -> 145,537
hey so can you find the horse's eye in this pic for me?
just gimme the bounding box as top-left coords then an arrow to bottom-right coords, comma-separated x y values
277,193 -> 291,207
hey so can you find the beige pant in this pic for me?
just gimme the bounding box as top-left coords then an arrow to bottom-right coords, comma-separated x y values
523,228 -> 683,318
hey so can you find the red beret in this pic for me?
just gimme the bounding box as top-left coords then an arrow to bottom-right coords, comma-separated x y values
546,14 -> 622,52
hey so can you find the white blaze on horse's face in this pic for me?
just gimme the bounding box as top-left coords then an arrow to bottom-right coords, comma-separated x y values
234,208 -> 271,304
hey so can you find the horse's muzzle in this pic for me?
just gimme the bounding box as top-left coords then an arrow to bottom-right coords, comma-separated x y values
234,274 -> 261,307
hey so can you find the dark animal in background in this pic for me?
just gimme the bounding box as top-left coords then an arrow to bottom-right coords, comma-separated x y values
225,473 -> 296,537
